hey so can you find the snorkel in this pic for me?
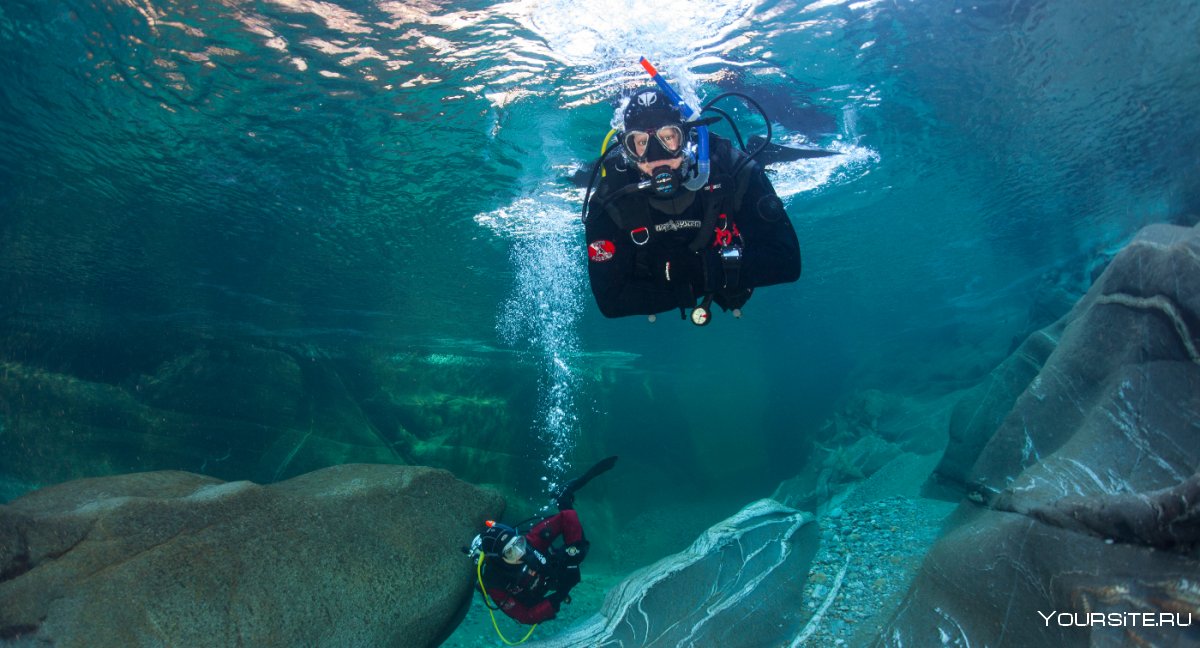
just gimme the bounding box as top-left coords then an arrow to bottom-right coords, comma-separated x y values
639,57 -> 710,191
583,59 -> 775,224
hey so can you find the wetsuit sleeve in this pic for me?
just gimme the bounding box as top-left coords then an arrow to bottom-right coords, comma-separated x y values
584,195 -> 695,317
734,163 -> 801,288
527,510 -> 585,552
486,588 -> 559,624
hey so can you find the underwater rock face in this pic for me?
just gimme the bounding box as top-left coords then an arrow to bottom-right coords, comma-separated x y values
926,327 -> 1059,497
525,500 -> 819,648
882,506 -> 1200,648
0,345 -> 536,499
0,464 -> 503,648
884,223 -> 1200,647
134,346 -> 305,426
773,387 -> 958,515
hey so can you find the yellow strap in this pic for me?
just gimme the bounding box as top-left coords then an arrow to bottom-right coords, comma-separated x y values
600,129 -> 617,178
476,553 -> 538,645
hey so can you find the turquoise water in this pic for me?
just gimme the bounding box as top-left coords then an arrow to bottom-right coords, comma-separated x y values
1,0 -> 1199,642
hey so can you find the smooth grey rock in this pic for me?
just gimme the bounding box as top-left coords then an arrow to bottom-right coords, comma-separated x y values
926,327 -> 1059,498
973,224 -> 1200,515
526,500 -> 818,648
882,223 -> 1200,647
0,464 -> 504,648
1026,473 -> 1200,550
881,507 -> 1200,648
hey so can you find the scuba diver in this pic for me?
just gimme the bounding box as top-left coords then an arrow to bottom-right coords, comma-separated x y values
581,59 -> 802,326
468,457 -> 618,630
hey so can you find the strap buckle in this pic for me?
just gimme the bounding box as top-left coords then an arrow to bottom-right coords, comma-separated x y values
712,214 -> 740,248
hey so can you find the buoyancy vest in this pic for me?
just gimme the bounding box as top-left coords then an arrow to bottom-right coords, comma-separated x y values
592,136 -> 756,253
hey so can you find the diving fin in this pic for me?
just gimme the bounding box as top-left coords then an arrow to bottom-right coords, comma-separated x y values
747,135 -> 840,165
556,456 -> 618,509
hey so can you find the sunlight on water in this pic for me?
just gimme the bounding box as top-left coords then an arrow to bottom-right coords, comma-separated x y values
495,0 -> 763,105
502,0 -> 760,67
475,198 -> 585,498
769,138 -> 880,201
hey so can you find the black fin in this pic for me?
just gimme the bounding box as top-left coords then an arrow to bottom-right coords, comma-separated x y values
747,136 -> 840,164
556,456 -> 618,509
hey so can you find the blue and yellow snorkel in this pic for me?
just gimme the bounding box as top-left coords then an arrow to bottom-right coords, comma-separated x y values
639,57 -> 711,191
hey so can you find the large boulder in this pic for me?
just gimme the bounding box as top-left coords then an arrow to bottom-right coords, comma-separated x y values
525,500 -> 819,648
882,223 -> 1200,647
0,464 -> 504,647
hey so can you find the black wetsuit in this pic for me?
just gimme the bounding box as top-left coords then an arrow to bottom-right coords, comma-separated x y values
584,134 -> 801,318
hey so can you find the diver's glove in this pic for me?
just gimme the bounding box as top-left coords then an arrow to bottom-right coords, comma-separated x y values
558,540 -> 589,566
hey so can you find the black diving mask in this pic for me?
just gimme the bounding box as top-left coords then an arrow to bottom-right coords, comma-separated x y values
621,124 -> 685,164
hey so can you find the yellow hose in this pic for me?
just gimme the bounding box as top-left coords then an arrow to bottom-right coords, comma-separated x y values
600,129 -> 617,178
476,553 -> 538,646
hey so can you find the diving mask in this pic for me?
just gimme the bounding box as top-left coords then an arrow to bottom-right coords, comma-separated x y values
621,124 -> 685,163
501,535 -> 527,564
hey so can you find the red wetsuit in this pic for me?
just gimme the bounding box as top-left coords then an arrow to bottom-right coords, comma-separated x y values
482,510 -> 586,624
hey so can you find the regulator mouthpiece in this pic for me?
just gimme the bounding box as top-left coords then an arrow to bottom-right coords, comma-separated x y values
651,165 -> 680,197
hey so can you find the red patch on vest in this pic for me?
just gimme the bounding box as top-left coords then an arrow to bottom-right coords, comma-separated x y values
588,240 -> 615,262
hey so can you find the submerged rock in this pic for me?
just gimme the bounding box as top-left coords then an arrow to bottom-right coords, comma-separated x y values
134,345 -> 304,426
883,223 -> 1200,647
525,500 -> 818,648
0,344 -> 537,499
925,326 -> 1058,498
773,387 -> 958,515
0,464 -> 504,648
885,506 -> 1199,648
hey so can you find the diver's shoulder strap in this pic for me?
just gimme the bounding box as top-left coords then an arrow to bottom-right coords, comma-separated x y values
603,193 -> 652,235
596,170 -> 656,246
